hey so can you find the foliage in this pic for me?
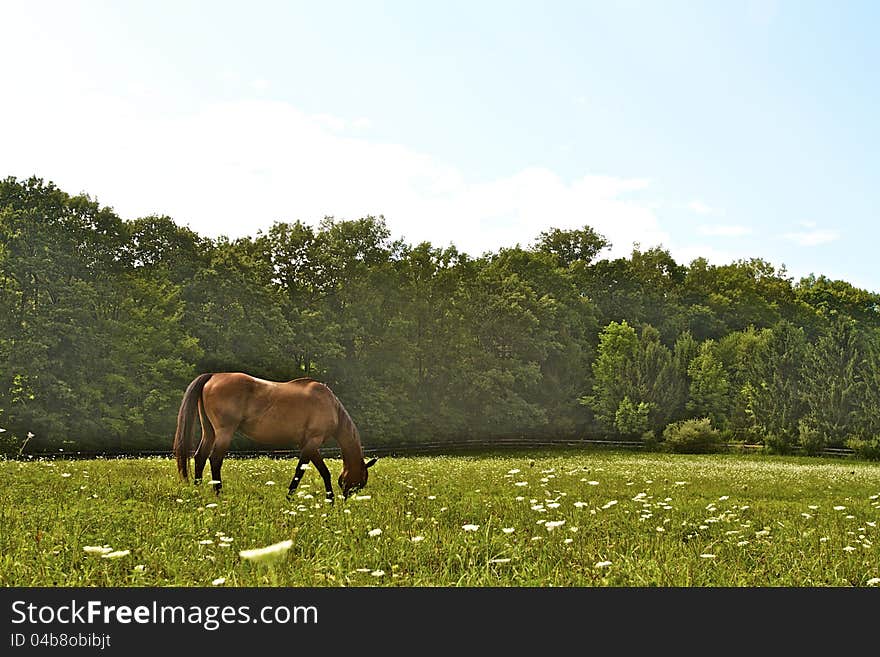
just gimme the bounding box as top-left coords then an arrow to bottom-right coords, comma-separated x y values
662,418 -> 725,454
800,318 -> 868,447
614,396 -> 652,437
1,176 -> 879,453
686,340 -> 729,426
744,321 -> 807,446
846,436 -> 880,461
797,421 -> 825,456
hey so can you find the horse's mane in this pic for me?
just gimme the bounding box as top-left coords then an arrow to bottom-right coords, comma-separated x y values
288,377 -> 320,384
288,377 -> 341,396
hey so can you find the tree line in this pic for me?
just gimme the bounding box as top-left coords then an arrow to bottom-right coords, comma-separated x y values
1,176 -> 879,457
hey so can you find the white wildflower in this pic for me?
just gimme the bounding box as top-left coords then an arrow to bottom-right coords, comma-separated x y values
102,550 -> 131,559
238,539 -> 294,564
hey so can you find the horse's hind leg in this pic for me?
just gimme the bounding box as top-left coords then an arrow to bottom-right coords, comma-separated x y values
194,401 -> 215,485
209,428 -> 233,495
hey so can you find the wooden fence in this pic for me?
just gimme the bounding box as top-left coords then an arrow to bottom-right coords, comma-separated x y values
12,437 -> 856,460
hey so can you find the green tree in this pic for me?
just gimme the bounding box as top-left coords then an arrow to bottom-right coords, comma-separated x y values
583,320 -> 640,430
533,225 -> 609,267
584,321 -> 684,434
744,321 -> 807,450
686,340 -> 730,427
800,318 -> 868,447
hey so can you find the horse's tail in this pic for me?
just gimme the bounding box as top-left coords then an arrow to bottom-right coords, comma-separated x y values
173,373 -> 214,480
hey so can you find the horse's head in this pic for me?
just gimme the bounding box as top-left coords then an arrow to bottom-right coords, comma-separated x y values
339,457 -> 378,499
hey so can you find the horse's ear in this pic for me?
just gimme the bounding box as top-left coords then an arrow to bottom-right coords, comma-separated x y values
366,457 -> 378,469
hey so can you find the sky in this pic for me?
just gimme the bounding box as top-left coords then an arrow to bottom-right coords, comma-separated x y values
1,0 -> 878,291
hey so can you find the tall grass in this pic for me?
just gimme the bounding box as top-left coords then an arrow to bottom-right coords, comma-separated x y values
0,450 -> 878,586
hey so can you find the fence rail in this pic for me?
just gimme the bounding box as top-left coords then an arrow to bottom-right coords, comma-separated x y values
9,437 -> 856,460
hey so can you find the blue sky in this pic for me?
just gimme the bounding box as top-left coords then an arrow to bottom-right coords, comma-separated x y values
1,1 -> 878,291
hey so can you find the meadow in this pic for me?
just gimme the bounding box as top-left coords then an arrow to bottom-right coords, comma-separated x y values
1,450 -> 878,587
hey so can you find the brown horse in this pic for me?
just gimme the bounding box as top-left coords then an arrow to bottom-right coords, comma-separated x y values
172,372 -> 377,500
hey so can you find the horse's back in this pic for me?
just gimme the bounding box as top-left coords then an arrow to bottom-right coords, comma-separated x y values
202,372 -> 340,446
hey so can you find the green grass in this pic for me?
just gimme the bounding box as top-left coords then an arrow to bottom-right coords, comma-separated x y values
1,450 -> 878,586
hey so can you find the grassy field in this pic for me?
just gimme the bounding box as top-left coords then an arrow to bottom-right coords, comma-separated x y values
1,449 -> 878,587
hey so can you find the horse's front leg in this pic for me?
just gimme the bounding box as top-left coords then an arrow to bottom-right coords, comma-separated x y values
311,452 -> 335,504
287,454 -> 309,500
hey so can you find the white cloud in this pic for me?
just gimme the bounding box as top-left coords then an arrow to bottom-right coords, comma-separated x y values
669,244 -> 738,267
0,6 -> 669,262
698,224 -> 753,237
0,88 -> 669,258
688,200 -> 716,215
782,229 -> 840,247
